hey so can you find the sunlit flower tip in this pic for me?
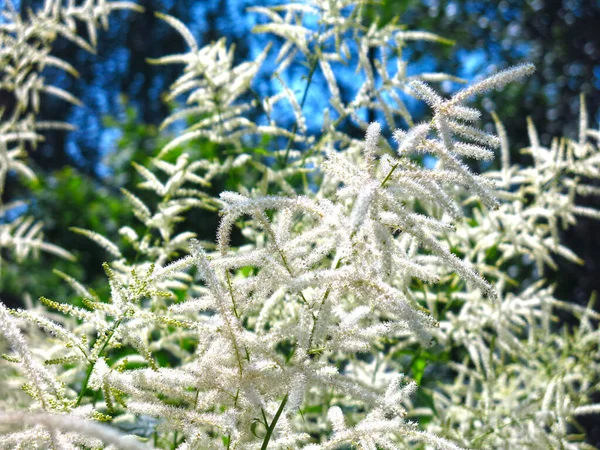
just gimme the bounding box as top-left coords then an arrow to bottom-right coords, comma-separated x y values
451,63 -> 535,104
408,80 -> 443,107
397,123 -> 430,154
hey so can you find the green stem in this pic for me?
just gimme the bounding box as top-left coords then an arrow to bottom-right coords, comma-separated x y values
380,163 -> 399,188
280,55 -> 319,169
471,414 -> 535,446
75,363 -> 95,407
227,319 -> 245,377
226,389 -> 240,450
172,431 -> 178,450
260,394 -> 288,450
75,317 -> 124,407
226,271 -> 240,319
225,269 -> 247,371
255,213 -> 314,314
308,257 -> 344,351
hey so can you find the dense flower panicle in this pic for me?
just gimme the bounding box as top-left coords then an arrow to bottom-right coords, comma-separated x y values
0,1 -> 599,449
249,0 -> 461,169
448,63 -> 535,105
0,0 -> 142,186
404,69 -> 535,211
149,17 -> 277,156
414,96 -> 600,448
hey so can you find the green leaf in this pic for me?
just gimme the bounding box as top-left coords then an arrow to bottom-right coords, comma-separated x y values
251,418 -> 267,439
411,355 -> 428,385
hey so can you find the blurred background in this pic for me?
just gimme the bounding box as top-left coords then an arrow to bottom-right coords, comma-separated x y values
2,0 -> 600,343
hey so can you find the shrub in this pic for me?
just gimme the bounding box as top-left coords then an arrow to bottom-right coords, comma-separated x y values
1,1 -> 599,449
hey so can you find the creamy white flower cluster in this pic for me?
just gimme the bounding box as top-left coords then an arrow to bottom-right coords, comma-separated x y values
0,1 -> 599,449
411,95 -> 600,449
0,0 -> 141,263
